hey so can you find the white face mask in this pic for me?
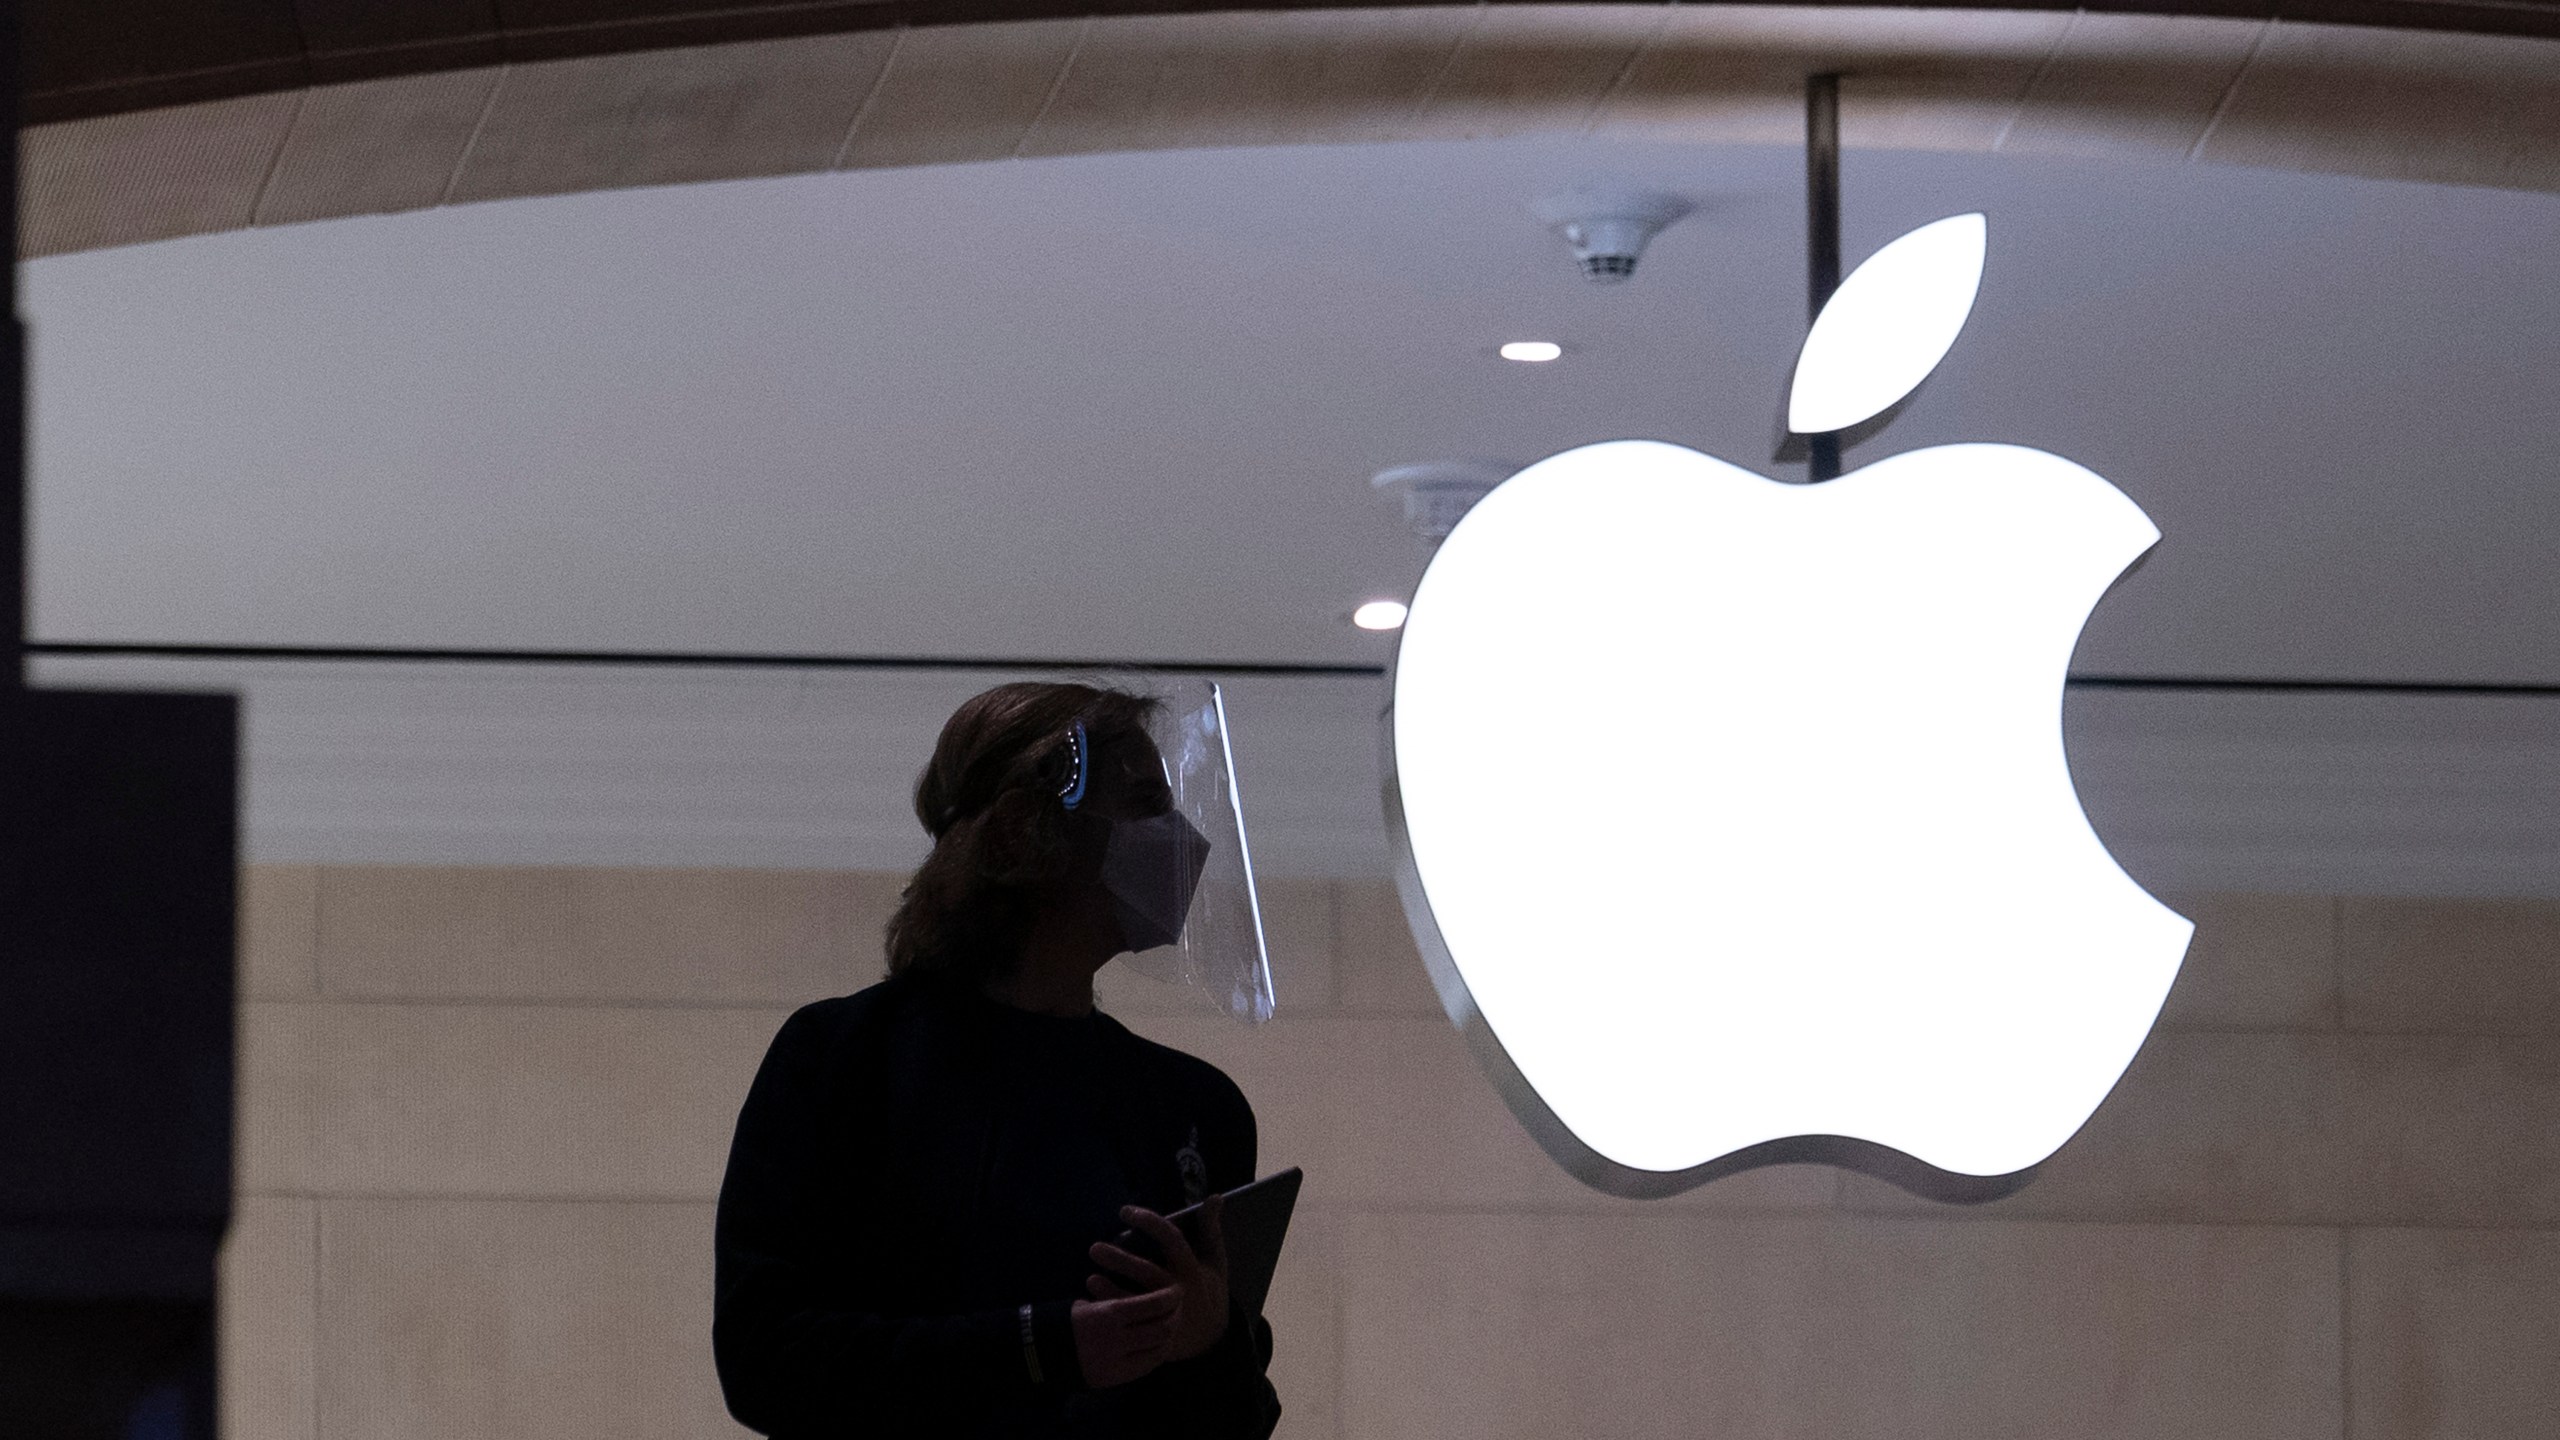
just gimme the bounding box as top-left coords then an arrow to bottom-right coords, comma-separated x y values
1099,810 -> 1212,955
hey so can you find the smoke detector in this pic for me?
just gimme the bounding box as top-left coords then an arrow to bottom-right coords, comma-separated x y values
1372,459 -> 1518,544
1532,185 -> 1694,284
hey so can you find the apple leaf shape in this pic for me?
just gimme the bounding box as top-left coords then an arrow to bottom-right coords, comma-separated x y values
1787,212 -> 1987,436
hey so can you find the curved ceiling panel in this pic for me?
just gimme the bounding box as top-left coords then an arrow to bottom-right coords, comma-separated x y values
22,0 -> 2560,126
22,6 -> 2560,261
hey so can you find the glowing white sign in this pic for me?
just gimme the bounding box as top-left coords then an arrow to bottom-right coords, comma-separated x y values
1788,213 -> 1987,435
1384,215 -> 2192,1198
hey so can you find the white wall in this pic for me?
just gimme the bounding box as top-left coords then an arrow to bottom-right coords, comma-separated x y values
40,657 -> 2560,896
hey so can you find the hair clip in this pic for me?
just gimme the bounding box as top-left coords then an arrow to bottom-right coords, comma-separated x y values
1057,721 -> 1090,810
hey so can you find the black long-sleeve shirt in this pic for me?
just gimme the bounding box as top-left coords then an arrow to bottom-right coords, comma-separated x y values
713,972 -> 1281,1439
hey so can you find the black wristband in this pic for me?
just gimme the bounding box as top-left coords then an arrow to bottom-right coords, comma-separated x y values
1030,1298 -> 1081,1390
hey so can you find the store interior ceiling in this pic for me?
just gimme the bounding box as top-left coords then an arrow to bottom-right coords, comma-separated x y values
22,135 -> 2558,885
28,134 -> 2560,684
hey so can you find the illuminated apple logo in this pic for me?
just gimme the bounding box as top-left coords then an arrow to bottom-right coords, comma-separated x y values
1383,214 -> 2193,1202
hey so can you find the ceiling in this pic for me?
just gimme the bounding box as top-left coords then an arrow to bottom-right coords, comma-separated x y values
26,135 -> 2560,683
21,133 -> 2559,885
26,0 -> 2560,127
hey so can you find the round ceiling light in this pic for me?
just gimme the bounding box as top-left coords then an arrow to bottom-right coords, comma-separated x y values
1352,599 -> 1410,631
1498,341 -> 1563,363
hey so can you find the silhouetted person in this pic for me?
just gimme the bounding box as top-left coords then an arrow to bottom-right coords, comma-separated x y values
714,683 -> 1281,1438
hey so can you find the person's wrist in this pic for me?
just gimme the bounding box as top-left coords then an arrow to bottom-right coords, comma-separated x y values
1030,1299 -> 1082,1389
1171,1290 -> 1232,1361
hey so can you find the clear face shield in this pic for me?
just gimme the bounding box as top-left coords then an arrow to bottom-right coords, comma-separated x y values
1060,679 -> 1276,1024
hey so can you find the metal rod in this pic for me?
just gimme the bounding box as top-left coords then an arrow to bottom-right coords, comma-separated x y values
1805,72 -> 1843,484
27,642 -> 2560,699
25,641 -> 1387,679
2060,674 -> 2560,697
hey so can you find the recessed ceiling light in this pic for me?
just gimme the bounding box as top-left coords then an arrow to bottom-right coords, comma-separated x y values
1352,599 -> 1410,631
1498,341 -> 1563,364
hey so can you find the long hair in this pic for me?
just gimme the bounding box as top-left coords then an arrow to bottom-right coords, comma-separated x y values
883,681 -> 1159,984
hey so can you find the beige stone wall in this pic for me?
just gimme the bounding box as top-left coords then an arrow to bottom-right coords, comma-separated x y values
223,867 -> 2560,1439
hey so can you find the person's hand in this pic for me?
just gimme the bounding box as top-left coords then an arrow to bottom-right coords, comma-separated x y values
1070,1287 -> 1179,1388
1086,1196 -> 1230,1363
